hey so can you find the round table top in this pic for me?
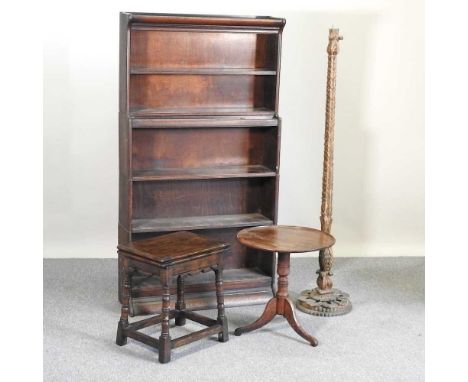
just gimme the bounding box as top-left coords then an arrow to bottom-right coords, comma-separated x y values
237,225 -> 335,253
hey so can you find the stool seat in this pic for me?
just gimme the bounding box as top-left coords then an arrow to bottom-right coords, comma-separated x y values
116,231 -> 229,363
118,231 -> 228,265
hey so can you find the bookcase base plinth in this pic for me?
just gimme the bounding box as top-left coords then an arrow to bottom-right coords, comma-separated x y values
131,288 -> 273,316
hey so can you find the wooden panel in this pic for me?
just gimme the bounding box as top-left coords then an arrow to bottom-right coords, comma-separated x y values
132,228 -> 273,271
131,288 -> 273,316
124,330 -> 159,348
127,13 -> 285,28
132,213 -> 273,234
130,106 -> 275,118
129,74 -> 276,111
119,13 -> 284,313
132,127 -> 278,172
118,113 -> 131,234
119,13 -> 130,112
131,117 -> 278,128
194,228 -> 272,270
130,30 -> 277,69
132,267 -> 271,297
171,325 -> 222,349
132,165 -> 276,181
132,178 -> 276,219
238,225 -> 336,253
130,67 -> 276,75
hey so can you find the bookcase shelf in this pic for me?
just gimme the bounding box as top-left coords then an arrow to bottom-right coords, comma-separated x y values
129,107 -> 276,118
132,213 -> 274,233
131,117 -> 279,129
119,12 -> 285,315
130,67 -> 277,75
132,165 -> 277,181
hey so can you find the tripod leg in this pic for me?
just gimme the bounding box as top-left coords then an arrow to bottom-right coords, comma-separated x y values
284,298 -> 318,346
234,298 -> 277,336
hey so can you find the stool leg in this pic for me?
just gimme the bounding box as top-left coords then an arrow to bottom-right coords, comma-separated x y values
158,271 -> 172,363
175,275 -> 186,326
116,264 -> 130,346
214,267 -> 229,343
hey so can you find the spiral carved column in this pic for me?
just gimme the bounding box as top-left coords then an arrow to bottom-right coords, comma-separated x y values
296,28 -> 352,317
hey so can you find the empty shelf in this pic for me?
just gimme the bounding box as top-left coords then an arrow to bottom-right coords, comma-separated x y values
129,107 -> 276,118
130,67 -> 277,75
132,213 -> 274,233
132,165 -> 277,181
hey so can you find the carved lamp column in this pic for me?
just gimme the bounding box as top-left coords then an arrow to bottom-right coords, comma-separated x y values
296,28 -> 352,317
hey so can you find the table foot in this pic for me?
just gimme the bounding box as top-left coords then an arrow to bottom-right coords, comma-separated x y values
284,298 -> 318,346
234,298 -> 277,336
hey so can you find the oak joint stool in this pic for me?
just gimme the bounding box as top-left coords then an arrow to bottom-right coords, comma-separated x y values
115,231 -> 229,363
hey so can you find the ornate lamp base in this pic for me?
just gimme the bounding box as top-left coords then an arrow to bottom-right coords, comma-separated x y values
296,288 -> 352,317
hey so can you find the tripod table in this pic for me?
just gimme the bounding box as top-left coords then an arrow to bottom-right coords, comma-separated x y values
234,225 -> 335,346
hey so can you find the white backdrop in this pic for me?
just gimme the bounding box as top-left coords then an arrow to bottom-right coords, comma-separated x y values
43,0 -> 424,258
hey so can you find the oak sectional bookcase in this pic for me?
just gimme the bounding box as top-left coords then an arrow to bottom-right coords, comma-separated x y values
118,12 -> 286,315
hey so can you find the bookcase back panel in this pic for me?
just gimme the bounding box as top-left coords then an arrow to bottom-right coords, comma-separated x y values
132,178 -> 275,219
132,127 -> 278,171
129,75 -> 276,111
130,30 -> 278,69
187,228 -> 265,269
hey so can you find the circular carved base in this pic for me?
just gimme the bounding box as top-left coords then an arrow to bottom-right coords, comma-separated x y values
296,288 -> 352,317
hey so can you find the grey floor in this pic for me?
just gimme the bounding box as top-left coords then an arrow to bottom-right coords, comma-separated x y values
44,257 -> 424,382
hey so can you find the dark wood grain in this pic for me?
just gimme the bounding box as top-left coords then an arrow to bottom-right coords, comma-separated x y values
126,311 -> 176,331
132,213 -> 273,233
171,325 -> 222,349
132,165 -> 276,181
234,251 -> 319,346
129,74 -> 275,111
131,127 -> 278,173
130,67 -> 277,75
182,310 -> 218,327
133,228 -> 271,270
118,231 -> 228,264
237,225 -> 336,253
131,117 -> 278,128
234,226 -> 336,345
131,288 -> 273,316
129,106 -> 276,118
128,228 -> 276,317
175,275 -> 186,326
125,329 -> 159,348
126,12 -> 286,28
130,29 -> 278,69
118,11 -> 285,313
132,178 -> 276,219
116,231 -> 230,363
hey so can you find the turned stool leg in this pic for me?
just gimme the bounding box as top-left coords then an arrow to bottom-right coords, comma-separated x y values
116,264 -> 131,346
158,271 -> 172,363
175,275 -> 186,326
214,266 -> 229,342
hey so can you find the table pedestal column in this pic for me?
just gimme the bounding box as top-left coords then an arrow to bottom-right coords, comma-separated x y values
234,252 -> 318,346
